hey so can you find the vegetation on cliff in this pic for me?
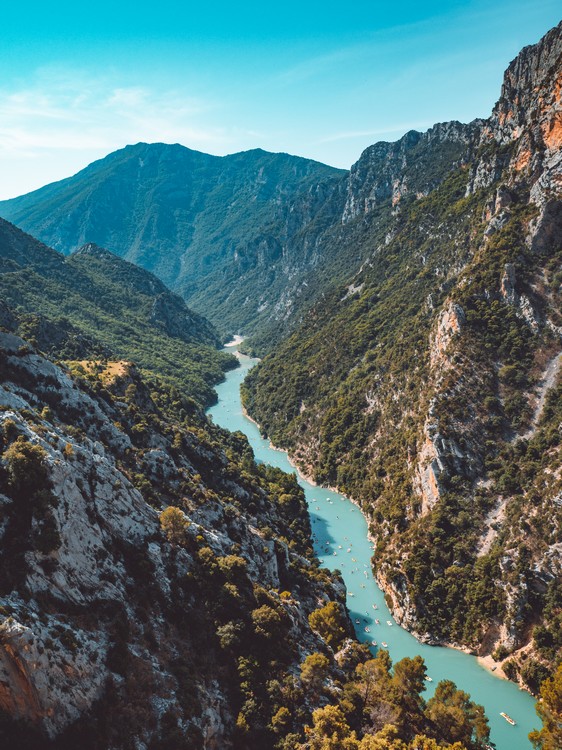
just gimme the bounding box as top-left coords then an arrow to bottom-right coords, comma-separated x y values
243,22 -> 562,697
0,219 -> 235,406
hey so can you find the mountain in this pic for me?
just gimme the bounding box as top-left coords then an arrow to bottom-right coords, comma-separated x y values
0,145 -> 346,337
243,20 -> 562,693
0,218 -> 234,406
0,252 -> 492,748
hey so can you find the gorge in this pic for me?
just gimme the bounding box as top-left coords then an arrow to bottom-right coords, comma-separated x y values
0,16 -> 561,750
209,345 -> 540,750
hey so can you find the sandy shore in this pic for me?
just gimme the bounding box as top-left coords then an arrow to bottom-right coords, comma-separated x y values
224,335 -> 245,347
477,654 -> 508,680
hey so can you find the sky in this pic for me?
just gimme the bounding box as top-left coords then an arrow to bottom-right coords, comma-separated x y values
0,0 -> 560,199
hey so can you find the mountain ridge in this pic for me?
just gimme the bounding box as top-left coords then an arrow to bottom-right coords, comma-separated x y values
242,19 -> 562,695
0,143 -> 346,337
0,217 -> 233,406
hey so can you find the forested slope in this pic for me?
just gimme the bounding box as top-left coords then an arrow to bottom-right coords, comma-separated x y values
0,219 -> 234,406
0,145 -> 346,338
244,22 -> 562,693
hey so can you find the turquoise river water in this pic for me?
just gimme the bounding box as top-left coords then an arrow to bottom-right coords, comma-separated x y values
207,347 -> 538,749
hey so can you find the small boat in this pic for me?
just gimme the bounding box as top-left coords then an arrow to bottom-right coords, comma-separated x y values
365,627 -> 371,633
372,604 -> 378,610
500,713 -> 516,726
375,619 -> 380,625
381,642 -> 388,648
338,545 -> 342,549
355,619 -> 360,624
387,621 -> 393,626
371,640 -> 377,646
349,592 -> 355,597
347,548 -> 351,553
424,676 -> 433,682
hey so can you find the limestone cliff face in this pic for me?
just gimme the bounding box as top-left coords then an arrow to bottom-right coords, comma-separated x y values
245,21 -> 562,685
0,331 -> 349,746
401,21 -> 562,527
342,121 -> 482,223
344,21 -> 562,225
386,21 -> 562,664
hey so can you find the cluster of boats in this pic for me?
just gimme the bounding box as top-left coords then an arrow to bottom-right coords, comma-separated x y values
310,497 -> 522,728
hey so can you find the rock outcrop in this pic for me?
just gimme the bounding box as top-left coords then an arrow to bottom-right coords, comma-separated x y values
0,332 -> 350,746
244,21 -> 562,687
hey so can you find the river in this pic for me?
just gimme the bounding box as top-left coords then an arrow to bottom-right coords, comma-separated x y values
207,347 -> 539,749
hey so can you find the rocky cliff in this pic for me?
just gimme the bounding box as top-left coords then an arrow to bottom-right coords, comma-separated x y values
243,20 -> 562,693
0,329 -> 354,748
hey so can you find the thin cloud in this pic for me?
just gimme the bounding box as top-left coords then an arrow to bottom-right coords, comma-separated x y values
0,70 -> 226,158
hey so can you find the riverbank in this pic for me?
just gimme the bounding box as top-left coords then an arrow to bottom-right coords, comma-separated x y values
209,346 -> 539,749
239,358 -> 520,685
224,334 -> 245,348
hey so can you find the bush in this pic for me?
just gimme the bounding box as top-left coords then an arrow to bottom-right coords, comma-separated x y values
4,436 -> 49,497
160,506 -> 190,546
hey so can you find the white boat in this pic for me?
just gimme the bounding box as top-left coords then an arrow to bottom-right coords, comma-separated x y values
381,642 -> 388,648
365,626 -> 371,633
386,620 -> 393,626
500,712 -> 516,726
424,676 -> 433,682
371,640 -> 377,646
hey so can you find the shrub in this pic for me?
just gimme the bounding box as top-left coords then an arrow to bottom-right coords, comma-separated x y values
160,506 -> 190,546
308,601 -> 348,649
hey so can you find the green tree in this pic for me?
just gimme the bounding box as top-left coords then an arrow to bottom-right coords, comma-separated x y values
159,506 -> 190,546
301,652 -> 330,695
4,437 -> 49,497
251,604 -> 284,639
530,664 -> 562,749
308,601 -> 348,649
270,706 -> 291,734
425,680 -> 489,749
301,704 -> 360,750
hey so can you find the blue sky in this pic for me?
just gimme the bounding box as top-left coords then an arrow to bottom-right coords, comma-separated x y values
0,0 -> 560,199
